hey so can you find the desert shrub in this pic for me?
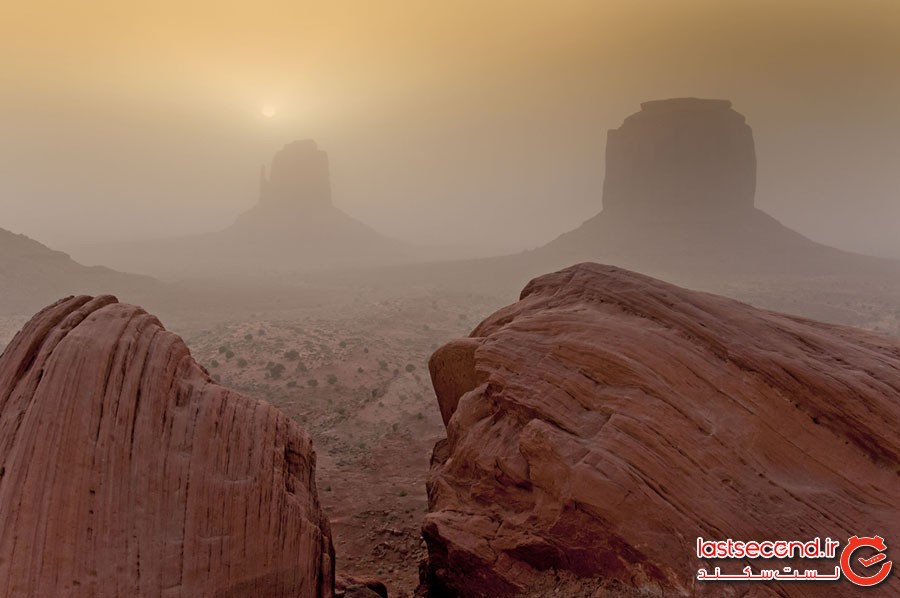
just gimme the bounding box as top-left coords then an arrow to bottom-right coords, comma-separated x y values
258,328 -> 266,336
357,367 -> 364,373
307,378 -> 318,387
284,350 -> 300,361
327,374 -> 337,385
210,359 -> 219,368
237,358 -> 248,367
363,347 -> 369,353
287,381 -> 297,388
267,362 -> 286,379
244,333 -> 253,341
212,374 -> 221,382
378,360 -> 388,371
225,350 -> 234,360
217,346 -> 228,354
295,361 -> 308,373
405,363 -> 415,372
339,340 -> 347,348
399,490 -> 407,497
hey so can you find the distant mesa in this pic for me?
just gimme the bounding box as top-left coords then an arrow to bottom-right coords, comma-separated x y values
603,98 -> 756,219
70,140 -> 411,279
531,97 -> 899,284
234,140 -> 335,233
260,139 -> 332,207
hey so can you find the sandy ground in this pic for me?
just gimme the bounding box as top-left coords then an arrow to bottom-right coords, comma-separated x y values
175,287 -> 504,596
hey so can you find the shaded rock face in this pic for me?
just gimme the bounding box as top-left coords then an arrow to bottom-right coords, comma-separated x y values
423,263 -> 900,596
260,139 -> 333,209
0,296 -> 334,597
602,98 -> 756,219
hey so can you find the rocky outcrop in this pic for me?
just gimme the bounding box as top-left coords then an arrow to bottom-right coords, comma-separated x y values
423,263 -> 900,596
603,98 -> 756,219
0,296 -> 334,597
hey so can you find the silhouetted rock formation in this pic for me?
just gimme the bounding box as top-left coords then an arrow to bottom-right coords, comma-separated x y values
0,227 -> 156,316
603,98 -> 756,219
0,296 -> 334,596
260,139 -> 332,207
422,263 -> 900,596
71,141 -> 412,279
538,97 -> 879,278
233,140 -> 338,234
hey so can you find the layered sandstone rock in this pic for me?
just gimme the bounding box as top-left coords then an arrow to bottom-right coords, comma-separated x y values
0,295 -> 334,597
423,263 -> 900,596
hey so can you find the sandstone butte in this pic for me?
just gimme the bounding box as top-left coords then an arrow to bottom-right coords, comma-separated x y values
0,295 -> 334,597
424,263 -> 900,597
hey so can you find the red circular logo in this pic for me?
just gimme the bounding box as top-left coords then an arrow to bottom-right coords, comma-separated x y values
840,535 -> 892,587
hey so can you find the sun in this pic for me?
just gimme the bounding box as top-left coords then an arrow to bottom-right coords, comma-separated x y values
261,105 -> 277,118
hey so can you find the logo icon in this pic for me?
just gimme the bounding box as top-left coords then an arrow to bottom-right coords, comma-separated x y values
840,535 -> 892,587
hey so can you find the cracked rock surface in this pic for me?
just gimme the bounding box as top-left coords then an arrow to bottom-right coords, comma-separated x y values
423,263 -> 900,596
0,295 -> 334,597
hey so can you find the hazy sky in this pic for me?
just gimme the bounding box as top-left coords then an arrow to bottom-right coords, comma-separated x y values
2,0 -> 899,256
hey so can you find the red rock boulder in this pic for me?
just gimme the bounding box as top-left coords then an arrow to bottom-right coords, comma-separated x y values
0,295 -> 334,597
423,263 -> 900,596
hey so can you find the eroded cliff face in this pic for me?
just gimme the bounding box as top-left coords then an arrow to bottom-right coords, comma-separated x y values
423,263 -> 900,596
0,295 -> 334,597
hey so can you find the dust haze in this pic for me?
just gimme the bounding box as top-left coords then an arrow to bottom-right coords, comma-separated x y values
2,2 -> 900,596
2,0 -> 899,257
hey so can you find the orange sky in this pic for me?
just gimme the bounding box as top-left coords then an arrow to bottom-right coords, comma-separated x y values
2,1 -> 899,255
